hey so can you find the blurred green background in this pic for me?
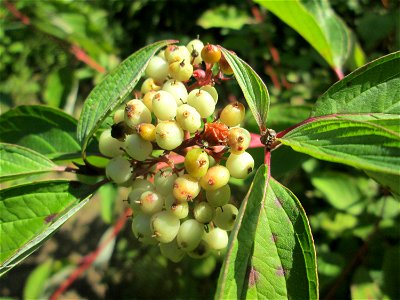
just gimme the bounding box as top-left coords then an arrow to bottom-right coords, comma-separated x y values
0,0 -> 399,299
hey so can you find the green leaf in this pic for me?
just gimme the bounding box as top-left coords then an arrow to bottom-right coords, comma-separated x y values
0,143 -> 57,182
255,0 -> 351,70
0,180 -> 97,275
197,5 -> 254,30
99,183 -> 118,224
77,40 -> 176,154
312,51 -> 400,117
23,260 -> 53,300
216,165 -> 318,299
310,172 -> 367,215
43,67 -> 74,108
279,116 -> 400,174
246,104 -> 312,133
365,171 -> 400,198
0,105 -> 81,160
220,48 -> 270,131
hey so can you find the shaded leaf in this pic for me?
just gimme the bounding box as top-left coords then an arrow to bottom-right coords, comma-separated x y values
0,180 -> 97,275
280,116 -> 400,174
0,105 -> 81,160
220,48 -> 270,131
256,0 -> 352,70
77,40 -> 176,153
365,171 -> 400,198
43,67 -> 74,108
312,51 -> 400,117
310,172 -> 367,215
0,143 -> 57,182
216,165 -> 318,299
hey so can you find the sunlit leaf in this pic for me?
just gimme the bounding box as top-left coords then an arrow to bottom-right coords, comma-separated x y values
0,180 -> 97,275
220,48 -> 270,131
256,0 -> 352,71
279,115 -> 400,174
77,40 -> 176,154
312,51 -> 400,116
216,165 -> 318,299
0,143 -> 57,182
0,105 -> 81,160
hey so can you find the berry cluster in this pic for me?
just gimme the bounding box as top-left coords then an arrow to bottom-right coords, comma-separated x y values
99,39 -> 255,262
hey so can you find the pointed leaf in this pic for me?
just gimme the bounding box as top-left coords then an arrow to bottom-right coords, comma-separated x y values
0,180 -> 97,275
220,47 -> 270,131
0,143 -> 57,182
312,51 -> 400,117
77,40 -> 177,153
216,166 -> 318,299
0,105 -> 81,160
255,0 -> 352,70
279,116 -> 400,174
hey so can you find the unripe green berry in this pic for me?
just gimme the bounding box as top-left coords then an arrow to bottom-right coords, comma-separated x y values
187,240 -> 210,259
132,178 -> 154,191
151,211 -> 180,243
132,213 -> 157,245
168,201 -> 189,219
226,152 -> 254,179
203,228 -> 229,250
219,102 -> 245,127
200,165 -> 230,191
142,90 -> 157,112
169,59 -> 193,82
186,39 -> 204,65
99,129 -> 124,157
139,191 -> 164,215
200,85 -> 218,103
154,169 -> 178,196
145,56 -> 169,83
184,148 -> 209,178
206,184 -> 231,208
140,77 -> 161,94
106,156 -> 132,184
124,99 -> 152,128
125,134 -> 153,161
155,121 -> 184,150
194,202 -> 214,223
113,108 -> 125,124
187,89 -> 215,118
173,174 -> 201,202
227,127 -> 251,154
165,45 -> 191,64
213,204 -> 238,231
128,187 -> 146,210
160,239 -> 185,262
152,90 -> 177,121
176,104 -> 202,133
162,79 -> 188,105
177,219 -> 205,251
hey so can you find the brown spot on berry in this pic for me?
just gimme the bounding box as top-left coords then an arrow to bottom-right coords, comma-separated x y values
208,179 -> 214,186
247,167 -> 253,174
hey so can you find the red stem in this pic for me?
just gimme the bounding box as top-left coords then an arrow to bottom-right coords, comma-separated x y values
334,67 -> 344,80
49,208 -> 131,300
